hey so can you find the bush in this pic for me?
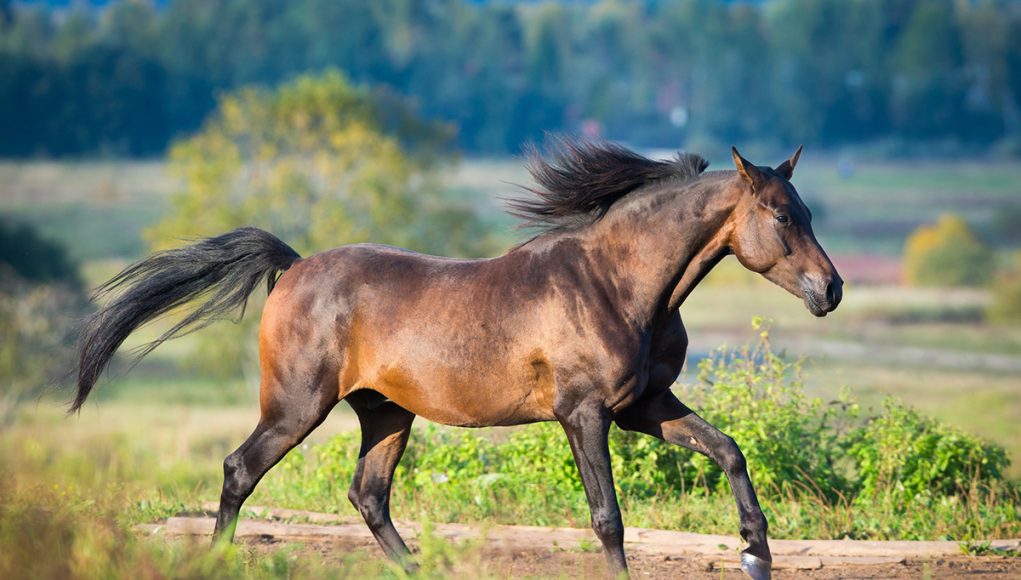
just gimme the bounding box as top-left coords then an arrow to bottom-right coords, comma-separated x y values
903,214 -> 995,287
987,251 -> 1021,324
0,217 -> 82,291
0,275 -> 84,427
0,220 -> 86,427
849,399 -> 1009,502
672,319 -> 857,497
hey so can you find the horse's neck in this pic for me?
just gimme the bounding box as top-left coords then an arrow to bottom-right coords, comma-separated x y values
583,176 -> 738,323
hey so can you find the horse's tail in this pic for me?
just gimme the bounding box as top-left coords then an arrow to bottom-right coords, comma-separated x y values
71,227 -> 301,413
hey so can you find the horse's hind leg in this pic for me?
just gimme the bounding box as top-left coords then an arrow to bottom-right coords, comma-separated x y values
346,391 -> 416,564
212,376 -> 337,543
616,390 -> 771,580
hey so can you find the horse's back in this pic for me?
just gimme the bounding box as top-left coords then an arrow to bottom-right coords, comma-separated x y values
259,243 -> 563,426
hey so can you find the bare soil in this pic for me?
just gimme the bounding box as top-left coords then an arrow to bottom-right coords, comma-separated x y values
242,534 -> 1021,579
145,510 -> 1021,579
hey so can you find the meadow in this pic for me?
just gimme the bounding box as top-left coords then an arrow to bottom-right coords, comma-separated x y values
1,156 -> 1020,576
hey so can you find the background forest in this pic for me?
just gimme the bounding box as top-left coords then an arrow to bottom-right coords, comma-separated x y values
2,0 -> 1021,157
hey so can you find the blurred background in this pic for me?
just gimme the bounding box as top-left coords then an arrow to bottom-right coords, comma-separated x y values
1,1 -> 1020,574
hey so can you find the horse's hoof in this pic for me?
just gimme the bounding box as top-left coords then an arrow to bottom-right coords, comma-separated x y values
740,551 -> 771,580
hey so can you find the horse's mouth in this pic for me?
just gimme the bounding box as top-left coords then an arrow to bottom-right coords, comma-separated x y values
803,289 -> 828,317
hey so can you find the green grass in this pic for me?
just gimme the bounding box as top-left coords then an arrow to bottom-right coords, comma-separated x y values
678,267 -> 1021,479
3,200 -> 167,263
0,161 -> 173,262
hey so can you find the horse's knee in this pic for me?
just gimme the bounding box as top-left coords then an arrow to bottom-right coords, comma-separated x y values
590,506 -> 624,545
221,452 -> 249,502
716,435 -> 748,475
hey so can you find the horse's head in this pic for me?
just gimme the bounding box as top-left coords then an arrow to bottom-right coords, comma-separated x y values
726,146 -> 843,317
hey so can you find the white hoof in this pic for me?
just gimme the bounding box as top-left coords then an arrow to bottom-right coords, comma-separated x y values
740,552 -> 771,580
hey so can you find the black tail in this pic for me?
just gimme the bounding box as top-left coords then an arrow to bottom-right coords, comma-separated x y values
72,227 -> 300,413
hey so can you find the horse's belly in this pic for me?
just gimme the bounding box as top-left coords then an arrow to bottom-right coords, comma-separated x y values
341,300 -> 561,425
375,373 -> 556,427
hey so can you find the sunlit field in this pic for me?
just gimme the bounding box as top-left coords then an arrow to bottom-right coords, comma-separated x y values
2,157 -> 1020,577
1,157 -> 1020,470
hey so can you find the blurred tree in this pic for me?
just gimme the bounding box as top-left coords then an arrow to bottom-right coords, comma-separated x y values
146,70 -> 500,378
3,0 -> 1021,156
0,218 -> 82,290
903,214 -> 995,288
0,276 -> 82,427
890,0 -> 967,140
987,251 -> 1021,324
147,69 -> 476,254
0,218 -> 84,427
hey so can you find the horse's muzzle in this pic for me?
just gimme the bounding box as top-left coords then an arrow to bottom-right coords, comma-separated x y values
802,274 -> 842,317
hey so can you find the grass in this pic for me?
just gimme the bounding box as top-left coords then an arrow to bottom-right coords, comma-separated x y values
0,161 -> 172,263
791,159 -> 1021,256
0,403 -> 525,579
3,200 -> 167,263
5,392 -> 1016,549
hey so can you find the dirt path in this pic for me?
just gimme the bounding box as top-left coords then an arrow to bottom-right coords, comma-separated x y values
138,506 -> 1021,578
241,534 -> 1021,579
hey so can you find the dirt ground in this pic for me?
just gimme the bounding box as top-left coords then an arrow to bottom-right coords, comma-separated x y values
242,535 -> 1021,579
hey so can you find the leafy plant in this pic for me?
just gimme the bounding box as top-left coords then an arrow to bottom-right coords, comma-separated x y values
674,318 -> 858,498
849,398 -> 1009,502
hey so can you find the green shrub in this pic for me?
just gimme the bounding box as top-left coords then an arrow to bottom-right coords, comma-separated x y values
903,214 -> 995,287
673,319 -> 858,497
849,398 -> 1009,502
0,217 -> 82,291
0,273 -> 85,427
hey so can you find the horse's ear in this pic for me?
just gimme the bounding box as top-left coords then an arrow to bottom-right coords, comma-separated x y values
731,147 -> 764,188
775,145 -> 803,180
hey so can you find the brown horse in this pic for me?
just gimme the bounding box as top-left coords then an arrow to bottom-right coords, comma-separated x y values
73,138 -> 841,579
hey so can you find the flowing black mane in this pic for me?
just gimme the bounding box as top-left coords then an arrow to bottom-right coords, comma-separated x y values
507,136 -> 709,232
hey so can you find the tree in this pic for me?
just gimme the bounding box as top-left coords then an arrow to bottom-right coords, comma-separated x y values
146,69 -> 501,378
890,0 -> 967,140
903,214 -> 995,288
0,219 -> 84,427
987,251 -> 1021,324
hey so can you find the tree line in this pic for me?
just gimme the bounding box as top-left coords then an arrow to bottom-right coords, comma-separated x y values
1,0 -> 1020,157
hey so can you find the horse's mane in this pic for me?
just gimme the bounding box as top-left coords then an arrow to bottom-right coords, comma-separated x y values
506,136 -> 709,233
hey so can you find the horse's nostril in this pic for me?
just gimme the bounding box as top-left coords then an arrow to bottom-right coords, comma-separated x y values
825,283 -> 836,305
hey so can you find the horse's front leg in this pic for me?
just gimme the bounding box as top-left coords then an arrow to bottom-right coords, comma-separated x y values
556,400 -> 629,578
616,390 -> 771,580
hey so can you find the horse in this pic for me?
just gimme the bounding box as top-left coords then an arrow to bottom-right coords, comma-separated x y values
72,138 -> 842,580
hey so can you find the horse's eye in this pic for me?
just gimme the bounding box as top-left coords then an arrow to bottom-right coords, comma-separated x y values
775,214 -> 790,225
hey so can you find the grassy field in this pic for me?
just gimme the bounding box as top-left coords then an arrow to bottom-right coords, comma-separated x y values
5,155 -> 1020,261
1,157 -> 1020,577
1,157 -> 1019,469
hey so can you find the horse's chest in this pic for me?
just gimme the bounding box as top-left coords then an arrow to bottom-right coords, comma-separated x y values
553,330 -> 655,413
